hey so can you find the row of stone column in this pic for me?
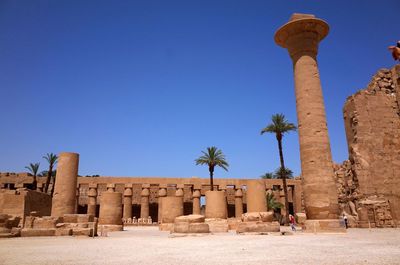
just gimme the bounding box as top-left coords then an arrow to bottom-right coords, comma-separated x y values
86,184 -> 246,220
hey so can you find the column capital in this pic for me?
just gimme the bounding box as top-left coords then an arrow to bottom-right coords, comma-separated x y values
141,187 -> 150,197
274,13 -> 329,60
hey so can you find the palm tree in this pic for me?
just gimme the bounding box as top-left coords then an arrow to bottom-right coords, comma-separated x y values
261,113 -> 296,224
25,163 -> 40,190
273,167 -> 293,179
195,147 -> 229,191
266,192 -> 283,211
260,172 -> 275,179
43,153 -> 58,193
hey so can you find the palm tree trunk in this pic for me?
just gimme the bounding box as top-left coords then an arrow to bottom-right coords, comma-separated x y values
32,175 -> 37,191
50,176 -> 55,197
277,138 -> 290,225
209,166 -> 214,191
44,166 -> 52,193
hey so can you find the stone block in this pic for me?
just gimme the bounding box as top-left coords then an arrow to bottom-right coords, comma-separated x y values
295,213 -> 307,224
205,219 -> 229,233
227,218 -> 241,230
0,227 -> 10,233
175,215 -> 205,224
21,228 -> 56,237
77,214 -> 94,223
10,227 -> 21,237
33,217 -> 61,229
236,221 -> 280,234
173,222 -> 189,233
188,223 -> 209,233
72,228 -> 94,236
304,219 -> 346,233
55,228 -> 72,236
62,214 -> 78,223
260,212 -> 274,222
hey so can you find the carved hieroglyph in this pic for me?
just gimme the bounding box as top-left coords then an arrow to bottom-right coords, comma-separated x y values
275,14 -> 339,219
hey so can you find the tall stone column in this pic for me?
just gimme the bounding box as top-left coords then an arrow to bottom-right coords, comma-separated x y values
235,188 -> 243,218
158,186 -> 167,223
51,152 -> 79,217
140,185 -> 150,219
246,180 -> 267,213
274,14 -> 341,229
123,184 -> 133,221
87,184 -> 97,216
192,189 -> 201,215
99,190 -> 123,231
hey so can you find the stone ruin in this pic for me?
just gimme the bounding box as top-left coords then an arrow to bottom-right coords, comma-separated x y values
335,65 -> 400,228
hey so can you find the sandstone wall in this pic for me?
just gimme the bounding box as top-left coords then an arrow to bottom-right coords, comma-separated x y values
0,189 -> 51,219
340,64 -> 400,226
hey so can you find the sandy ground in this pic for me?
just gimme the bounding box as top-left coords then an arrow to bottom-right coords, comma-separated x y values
1,227 -> 400,265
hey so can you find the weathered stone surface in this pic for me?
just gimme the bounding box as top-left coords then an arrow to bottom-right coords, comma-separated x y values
55,228 -> 72,236
275,14 -> 339,220
339,64 -> 400,227
173,222 -> 209,233
236,221 -> 280,234
173,222 -> 189,233
242,212 -> 273,222
188,223 -> 209,233
32,216 -> 61,229
205,191 -> 227,219
303,219 -> 346,233
51,152 -> 79,217
72,228 -> 94,236
160,197 -> 183,223
246,180 -> 267,213
175,215 -> 205,224
205,219 -> 229,233
295,213 -> 307,225
21,228 -> 56,237
99,191 -> 123,225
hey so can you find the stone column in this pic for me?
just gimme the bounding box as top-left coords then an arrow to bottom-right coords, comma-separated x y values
51,152 -> 79,217
123,184 -> 133,221
274,14 -> 339,220
205,190 -> 227,219
192,189 -> 201,215
246,180 -> 267,213
235,188 -> 243,218
158,186 -> 167,223
140,185 -> 150,219
87,184 -> 97,216
99,190 -> 123,231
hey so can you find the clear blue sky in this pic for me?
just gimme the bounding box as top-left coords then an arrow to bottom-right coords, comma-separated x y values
1,0 -> 399,178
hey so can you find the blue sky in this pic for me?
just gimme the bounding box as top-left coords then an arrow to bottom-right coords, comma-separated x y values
1,0 -> 399,178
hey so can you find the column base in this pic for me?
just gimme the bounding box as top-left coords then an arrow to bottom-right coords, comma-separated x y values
98,224 -> 123,232
304,219 -> 346,233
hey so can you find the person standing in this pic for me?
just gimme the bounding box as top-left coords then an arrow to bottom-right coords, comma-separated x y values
289,214 -> 296,232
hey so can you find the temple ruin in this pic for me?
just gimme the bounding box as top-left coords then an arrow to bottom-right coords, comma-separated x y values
0,14 -> 399,237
